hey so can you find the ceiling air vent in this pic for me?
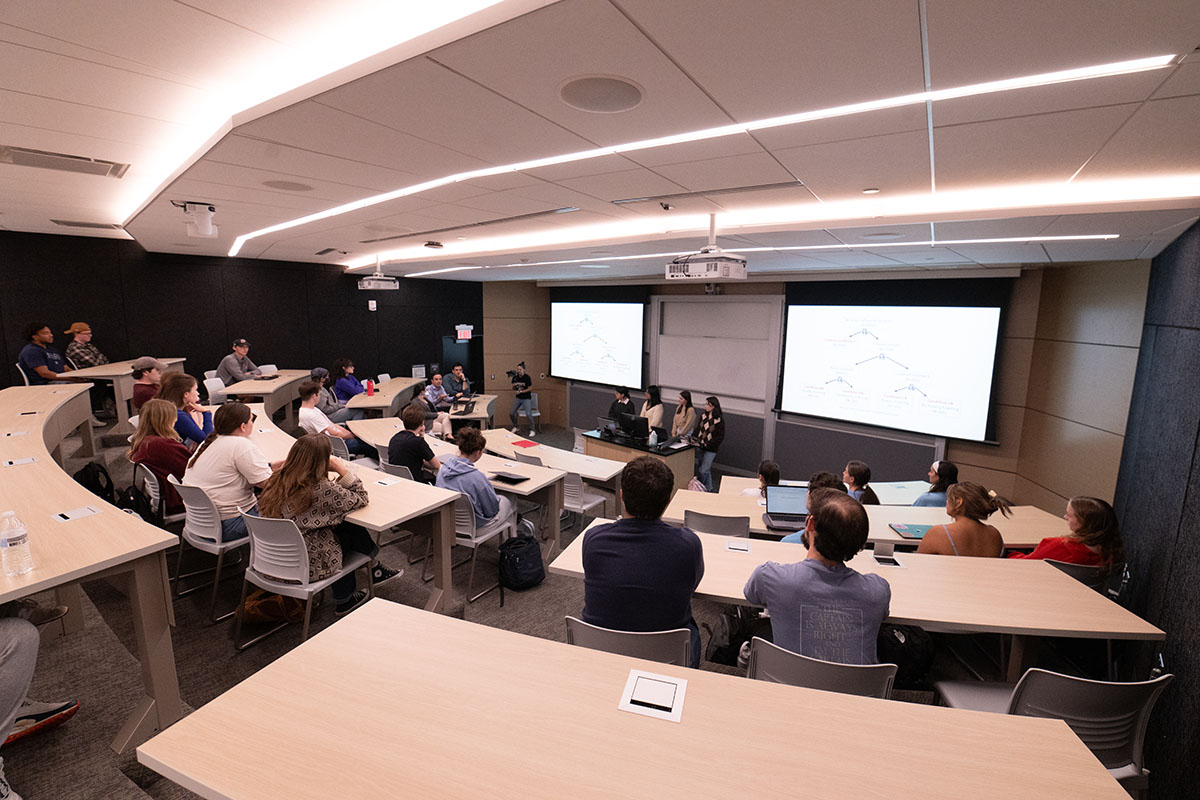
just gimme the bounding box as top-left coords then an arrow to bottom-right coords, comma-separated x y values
50,219 -> 124,230
0,146 -> 130,178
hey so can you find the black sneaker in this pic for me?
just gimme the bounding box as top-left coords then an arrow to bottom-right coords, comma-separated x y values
334,590 -> 368,617
4,699 -> 79,746
372,565 -> 403,587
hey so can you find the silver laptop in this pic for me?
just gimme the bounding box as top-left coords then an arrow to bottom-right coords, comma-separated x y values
762,485 -> 809,531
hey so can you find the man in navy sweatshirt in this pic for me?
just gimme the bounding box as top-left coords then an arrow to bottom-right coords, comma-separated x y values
581,456 -> 705,667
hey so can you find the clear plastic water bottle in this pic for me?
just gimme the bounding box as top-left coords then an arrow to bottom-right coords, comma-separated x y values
648,429 -> 659,447
0,511 -> 33,577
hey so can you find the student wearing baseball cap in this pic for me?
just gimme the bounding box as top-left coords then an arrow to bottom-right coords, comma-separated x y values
216,338 -> 261,385
63,322 -> 109,369
130,357 -> 169,413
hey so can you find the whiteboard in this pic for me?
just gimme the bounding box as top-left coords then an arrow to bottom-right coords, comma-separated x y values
654,299 -> 779,402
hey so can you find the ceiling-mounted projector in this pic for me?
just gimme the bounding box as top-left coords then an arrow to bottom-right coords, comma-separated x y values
665,214 -> 747,280
181,201 -> 218,239
358,273 -> 399,290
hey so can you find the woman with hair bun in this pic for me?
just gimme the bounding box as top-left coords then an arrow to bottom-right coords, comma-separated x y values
1008,496 -> 1124,573
917,481 -> 1010,558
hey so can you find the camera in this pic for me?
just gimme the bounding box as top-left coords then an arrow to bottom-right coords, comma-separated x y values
505,369 -> 519,380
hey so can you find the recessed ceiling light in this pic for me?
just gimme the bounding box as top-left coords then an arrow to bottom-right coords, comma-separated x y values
578,264 -> 611,269
558,75 -> 644,113
862,187 -> 880,194
262,180 -> 314,191
862,232 -> 904,240
457,236 -> 468,240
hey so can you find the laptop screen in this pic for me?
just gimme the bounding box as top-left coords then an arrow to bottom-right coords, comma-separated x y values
766,485 -> 809,515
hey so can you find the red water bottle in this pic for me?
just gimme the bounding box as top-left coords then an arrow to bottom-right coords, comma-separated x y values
366,379 -> 375,396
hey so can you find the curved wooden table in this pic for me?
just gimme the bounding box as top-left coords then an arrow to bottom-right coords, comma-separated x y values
346,376 -> 425,417
0,385 -> 181,752
223,369 -> 310,428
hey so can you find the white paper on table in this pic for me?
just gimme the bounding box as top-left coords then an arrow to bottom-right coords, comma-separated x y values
2,431 -> 29,437
375,476 -> 401,486
618,669 -> 687,723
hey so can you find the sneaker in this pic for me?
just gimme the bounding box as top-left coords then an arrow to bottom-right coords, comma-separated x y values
510,428 -> 518,434
0,756 -> 22,800
736,640 -> 752,670
334,590 -> 368,617
88,417 -> 106,428
3,699 -> 80,746
527,430 -> 536,437
371,565 -> 403,587
6,598 -> 69,627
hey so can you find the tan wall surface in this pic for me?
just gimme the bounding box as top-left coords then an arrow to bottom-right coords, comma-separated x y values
482,282 -> 566,427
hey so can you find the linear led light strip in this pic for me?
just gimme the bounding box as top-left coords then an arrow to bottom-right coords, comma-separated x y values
399,234 -> 1119,277
228,54 -> 1176,257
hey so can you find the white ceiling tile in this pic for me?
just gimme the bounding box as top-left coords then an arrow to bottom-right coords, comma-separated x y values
1151,62 -> 1200,99
431,0 -> 732,145
934,217 -> 1057,239
622,133 -> 768,169
204,135 -> 417,191
1075,95 -> 1200,178
933,104 -> 1140,189
865,246 -> 975,266
750,105 -> 929,153
519,154 -> 641,183
825,224 -> 933,244
1039,209 -> 1200,238
945,244 -> 1051,264
732,230 -> 846,248
773,130 -> 931,201
1042,239 -> 1157,262
553,169 -> 688,201
650,153 -> 796,193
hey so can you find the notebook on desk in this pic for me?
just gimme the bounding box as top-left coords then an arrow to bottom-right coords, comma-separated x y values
762,485 -> 809,531
888,523 -> 932,540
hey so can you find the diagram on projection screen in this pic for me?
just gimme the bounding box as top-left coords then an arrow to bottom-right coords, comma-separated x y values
550,301 -> 644,387
780,305 -> 1001,440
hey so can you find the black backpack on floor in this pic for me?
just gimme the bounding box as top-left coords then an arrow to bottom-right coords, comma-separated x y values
498,526 -> 544,606
73,462 -> 116,504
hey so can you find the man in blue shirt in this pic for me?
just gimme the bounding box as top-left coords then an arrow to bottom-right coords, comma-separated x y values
581,456 -> 705,667
444,363 -> 471,399
17,322 -> 73,386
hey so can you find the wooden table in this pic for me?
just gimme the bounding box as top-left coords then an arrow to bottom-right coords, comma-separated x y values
223,369 -> 310,428
68,357 -> 186,434
583,430 -> 695,491
347,418 -> 567,558
346,376 -> 425,417
447,393 -> 498,429
137,598 -> 1129,800
664,489 -> 1064,548
551,521 -> 1164,680
719,476 -> 931,505
0,385 -> 182,752
483,428 -> 624,515
246,407 -> 460,612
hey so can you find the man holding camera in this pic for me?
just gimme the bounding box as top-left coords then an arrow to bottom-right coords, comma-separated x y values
508,361 -> 536,436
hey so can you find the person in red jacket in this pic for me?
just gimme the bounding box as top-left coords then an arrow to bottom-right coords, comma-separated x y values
1008,496 -> 1124,572
127,398 -> 191,515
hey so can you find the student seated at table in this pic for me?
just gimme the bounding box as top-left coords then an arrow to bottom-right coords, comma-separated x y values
387,403 -> 442,483
216,338 -> 261,385
671,390 -> 696,438
331,357 -> 366,404
62,322 -> 109,369
581,456 -> 705,668
444,363 -> 471,399
780,472 -> 848,544
17,321 -> 74,385
917,482 -> 1010,558
843,460 -> 880,505
639,385 -> 664,430
158,372 -> 213,449
912,460 -> 958,506
423,373 -> 454,411
296,381 -> 371,456
607,386 -> 634,420
744,489 -> 890,664
435,427 -> 514,527
130,357 -> 168,413
257,434 -> 401,616
309,367 -> 364,423
418,376 -> 453,438
742,460 -> 781,497
184,402 -> 277,542
1008,496 -> 1124,570
128,399 -> 191,516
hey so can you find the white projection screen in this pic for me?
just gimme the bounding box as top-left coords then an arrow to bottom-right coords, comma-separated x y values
780,305 -> 1001,440
550,301 -> 645,387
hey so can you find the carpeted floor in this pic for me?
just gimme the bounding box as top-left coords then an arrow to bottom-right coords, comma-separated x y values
6,418 -> 973,799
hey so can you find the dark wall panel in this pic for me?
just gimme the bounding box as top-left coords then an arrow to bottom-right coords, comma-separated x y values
774,419 -> 934,482
1113,218 -> 1200,799
0,231 -> 483,392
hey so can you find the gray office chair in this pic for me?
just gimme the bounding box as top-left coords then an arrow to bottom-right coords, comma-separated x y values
64,356 -> 79,370
169,476 -> 249,623
133,462 -> 186,527
565,616 -> 690,666
562,472 -> 606,528
746,637 -> 897,699
203,376 -> 227,404
377,372 -> 391,382
936,668 -> 1172,798
421,495 -> 516,602
1045,559 -> 1107,591
203,369 -> 218,380
513,452 -> 543,466
14,363 -> 31,386
382,462 -> 414,480
324,432 -> 377,469
683,509 -> 750,537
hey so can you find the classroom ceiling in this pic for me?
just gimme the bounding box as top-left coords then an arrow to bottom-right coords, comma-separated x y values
3,0 -> 1200,282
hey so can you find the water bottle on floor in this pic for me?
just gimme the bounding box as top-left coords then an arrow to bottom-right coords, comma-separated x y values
0,511 -> 33,576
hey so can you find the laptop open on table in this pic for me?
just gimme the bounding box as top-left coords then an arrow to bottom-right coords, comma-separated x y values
451,400 -> 476,416
762,485 -> 810,531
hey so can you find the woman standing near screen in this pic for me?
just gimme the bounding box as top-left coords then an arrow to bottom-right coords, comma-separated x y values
693,396 -> 725,491
640,385 -> 664,430
912,460 -> 958,507
672,390 -> 696,438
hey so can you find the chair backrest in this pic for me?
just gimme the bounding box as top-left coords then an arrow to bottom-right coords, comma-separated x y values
168,476 -> 225,543
683,509 -> 750,537
325,433 -> 351,460
203,377 -> 227,403
572,428 -> 586,453
383,462 -> 414,480
65,356 -> 79,370
203,369 -> 218,379
746,637 -> 897,699
1046,559 -> 1107,591
375,444 -> 391,465
377,372 -> 391,382
259,363 -> 278,375
134,462 -> 163,516
565,616 -> 691,666
513,452 -> 543,466
563,472 -> 587,505
452,494 -> 478,543
14,363 -> 31,386
1007,668 -> 1173,772
530,392 -> 539,411
128,414 -> 140,430
243,514 -> 313,585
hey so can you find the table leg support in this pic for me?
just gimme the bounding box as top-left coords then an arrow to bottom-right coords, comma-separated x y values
111,552 -> 182,753
416,503 -> 454,613
540,478 -> 564,561
1006,635 -> 1031,682
54,583 -> 85,635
